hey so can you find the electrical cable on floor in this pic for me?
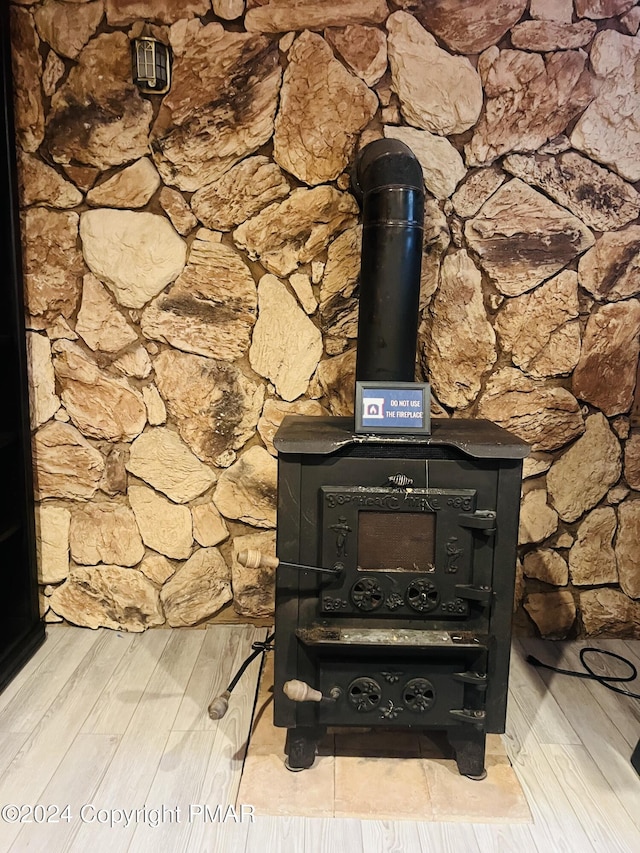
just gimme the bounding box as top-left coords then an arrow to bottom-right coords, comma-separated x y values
208,630 -> 275,720
526,646 -> 640,700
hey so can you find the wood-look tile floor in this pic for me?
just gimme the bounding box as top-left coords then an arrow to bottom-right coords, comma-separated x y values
0,625 -> 638,852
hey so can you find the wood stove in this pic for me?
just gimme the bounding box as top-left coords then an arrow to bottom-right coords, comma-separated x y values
273,417 -> 527,778
268,140 -> 528,778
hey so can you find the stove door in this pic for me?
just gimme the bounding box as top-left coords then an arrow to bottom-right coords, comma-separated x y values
320,486 -> 493,619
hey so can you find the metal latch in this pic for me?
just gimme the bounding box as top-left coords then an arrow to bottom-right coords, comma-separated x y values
453,671 -> 488,689
449,708 -> 486,726
458,510 -> 496,533
455,584 -> 492,604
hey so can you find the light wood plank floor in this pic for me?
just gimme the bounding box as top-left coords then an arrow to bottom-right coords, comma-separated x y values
0,626 -> 638,852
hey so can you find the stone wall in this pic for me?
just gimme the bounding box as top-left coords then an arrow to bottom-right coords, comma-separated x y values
10,0 -> 640,638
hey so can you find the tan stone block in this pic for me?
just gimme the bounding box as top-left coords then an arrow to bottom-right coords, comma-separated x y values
33,422 -> 105,501
153,349 -> 264,464
572,300 -> 640,417
524,590 -> 576,638
80,209 -> 186,309
76,274 -> 138,353
11,7 -> 44,153
495,270 -> 580,379
387,11 -> 482,135
129,484 -> 192,560
569,507 -> 618,586
624,432 -> 640,489
579,587 -> 640,637
465,180 -> 594,297
231,530 -> 276,618
250,275 -> 322,402
23,209 -> 83,321
46,32 -> 152,170
158,187 -> 197,236
467,48 -> 594,168
35,504 -> 70,584
325,24 -> 387,87
112,346 -> 152,380
289,273 -> 317,316
523,549 -> 568,586
160,547 -> 231,627
141,385 -> 166,427
579,227 -> 640,302
451,167 -> 506,219
127,428 -> 216,504
50,565 -> 164,631
18,151 -> 82,209
273,31 -> 377,186
138,553 -> 176,586
214,447 -> 277,528
477,368 -> 584,452
151,25 -> 281,191
234,186 -> 358,278
86,158 -> 160,209
504,152 -> 640,233
425,250 -> 496,409
105,0 -> 209,25
141,236 -> 256,362
406,0 -> 526,53
53,341 -> 147,443
571,29 -> 640,181
616,501 -> 640,599
511,20 -> 596,51
69,503 -> 145,568
27,332 -> 60,429
191,504 -> 229,548
34,0 -> 103,60
547,413 -> 622,522
519,490 -> 559,545
191,156 -> 289,232
245,0 -> 388,32
42,49 -> 64,97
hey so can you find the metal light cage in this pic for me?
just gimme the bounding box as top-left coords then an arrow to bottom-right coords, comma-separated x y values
132,37 -> 171,94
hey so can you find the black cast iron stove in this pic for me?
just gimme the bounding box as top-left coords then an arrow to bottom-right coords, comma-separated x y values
271,140 -> 528,779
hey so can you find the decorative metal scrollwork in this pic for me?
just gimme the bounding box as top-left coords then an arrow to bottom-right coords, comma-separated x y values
323,596 -> 348,611
380,671 -> 403,684
447,496 -> 473,511
385,592 -> 404,610
348,677 -> 382,712
445,536 -> 464,573
405,579 -> 440,613
402,678 -> 436,713
379,700 -> 404,720
351,577 -> 384,611
329,516 -> 352,557
387,473 -> 413,489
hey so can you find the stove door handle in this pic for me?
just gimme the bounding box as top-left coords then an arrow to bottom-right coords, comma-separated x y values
283,680 -> 342,704
237,549 -> 342,575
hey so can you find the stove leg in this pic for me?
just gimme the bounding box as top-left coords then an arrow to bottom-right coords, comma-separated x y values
284,726 -> 325,772
447,728 -> 487,781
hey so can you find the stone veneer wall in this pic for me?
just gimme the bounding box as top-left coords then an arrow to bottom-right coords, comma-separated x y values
9,0 -> 640,638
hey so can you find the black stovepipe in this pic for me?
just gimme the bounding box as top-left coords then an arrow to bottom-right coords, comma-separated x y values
352,138 -> 425,383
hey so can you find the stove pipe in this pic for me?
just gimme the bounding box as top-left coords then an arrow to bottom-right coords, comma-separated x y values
352,138 -> 425,383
